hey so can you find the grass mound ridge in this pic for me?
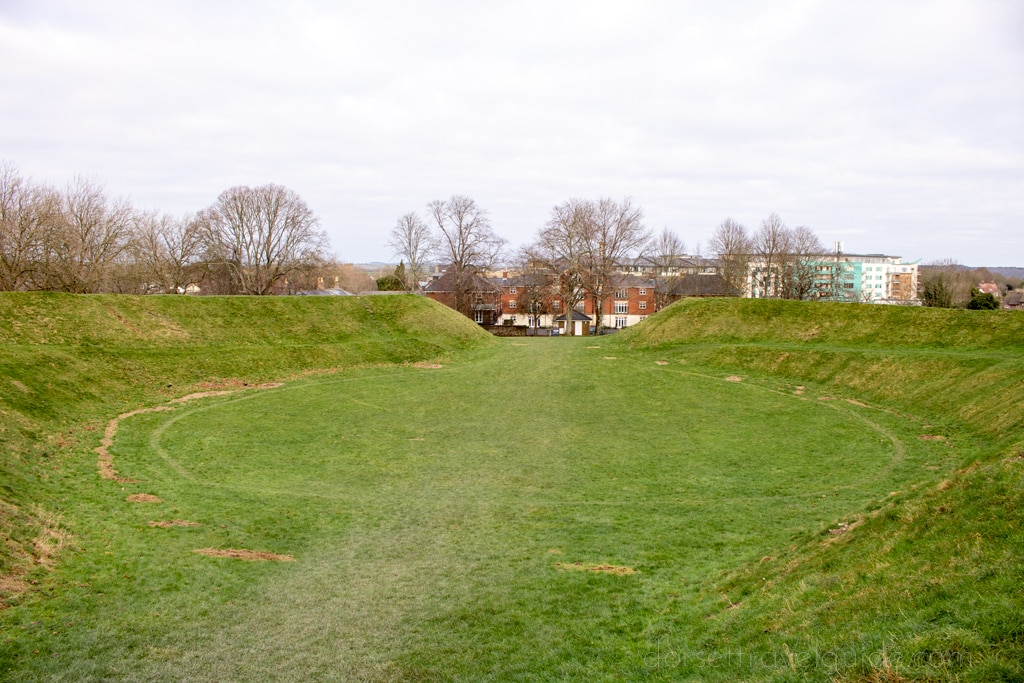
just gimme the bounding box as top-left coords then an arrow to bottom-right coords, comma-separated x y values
616,297 -> 1024,680
620,296 -> 1024,351
0,292 -> 492,598
618,297 -> 1024,440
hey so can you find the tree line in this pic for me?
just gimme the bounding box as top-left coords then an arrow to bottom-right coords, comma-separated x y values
0,163 -> 376,295
389,195 -> 844,320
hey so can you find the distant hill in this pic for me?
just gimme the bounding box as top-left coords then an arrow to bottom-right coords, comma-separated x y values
985,266 -> 1024,279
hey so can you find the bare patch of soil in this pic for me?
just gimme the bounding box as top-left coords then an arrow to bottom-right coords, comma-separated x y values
412,362 -> 443,369
655,361 -> 669,366
193,548 -> 293,562
603,356 -> 618,360
148,520 -> 200,528
169,390 -> 236,404
555,561 -> 636,576
918,435 -> 946,441
725,375 -> 744,382
0,573 -> 29,603
10,379 -> 30,393
823,517 -> 864,542
126,494 -> 162,503
846,399 -> 870,408
818,396 -> 835,401
29,507 -> 69,570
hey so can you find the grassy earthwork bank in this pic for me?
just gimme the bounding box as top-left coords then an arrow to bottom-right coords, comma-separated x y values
614,298 -> 1024,681
1,293 -> 1022,681
0,293 -> 493,591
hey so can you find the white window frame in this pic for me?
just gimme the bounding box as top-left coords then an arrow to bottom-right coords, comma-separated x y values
614,301 -> 628,314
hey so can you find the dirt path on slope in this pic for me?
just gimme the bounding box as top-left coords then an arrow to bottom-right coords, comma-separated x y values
96,383 -> 283,482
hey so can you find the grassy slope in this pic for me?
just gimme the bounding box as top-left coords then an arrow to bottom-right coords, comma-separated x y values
0,292 -> 493,598
2,335 -> 949,681
3,294 -> 1022,680
615,298 -> 1024,681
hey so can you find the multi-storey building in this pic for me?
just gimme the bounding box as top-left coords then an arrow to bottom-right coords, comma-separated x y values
493,273 -> 656,331
743,252 -> 920,304
825,254 -> 920,304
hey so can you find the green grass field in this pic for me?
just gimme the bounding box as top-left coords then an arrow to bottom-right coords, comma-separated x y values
2,295 -> 1022,681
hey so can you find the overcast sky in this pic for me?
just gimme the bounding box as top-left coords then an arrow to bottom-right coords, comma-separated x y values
2,0 -> 1022,266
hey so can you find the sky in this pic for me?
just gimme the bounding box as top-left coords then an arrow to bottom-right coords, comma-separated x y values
2,0 -> 1022,266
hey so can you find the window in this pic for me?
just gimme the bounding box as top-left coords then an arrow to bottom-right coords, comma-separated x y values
614,301 -> 628,314
509,299 -> 517,309
509,286 -> 516,294
639,288 -> 647,296
638,301 -> 647,310
474,311 -> 484,323
552,301 -> 560,310
614,316 -> 628,328
615,289 -> 627,299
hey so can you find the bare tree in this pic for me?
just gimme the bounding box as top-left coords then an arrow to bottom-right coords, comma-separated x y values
388,212 -> 436,291
0,163 -> 55,291
514,247 -> 555,332
526,199 -> 592,334
133,211 -> 206,293
199,184 -> 328,295
709,218 -> 751,296
750,213 -> 792,299
919,258 -> 973,307
429,195 -> 505,316
651,227 -> 687,311
784,225 -> 825,300
581,197 -> 650,331
38,176 -> 135,293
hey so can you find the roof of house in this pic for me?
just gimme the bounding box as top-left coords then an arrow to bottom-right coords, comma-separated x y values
665,274 -> 731,297
609,274 -> 657,288
424,269 -> 501,294
553,310 -> 593,322
978,282 -> 1001,296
